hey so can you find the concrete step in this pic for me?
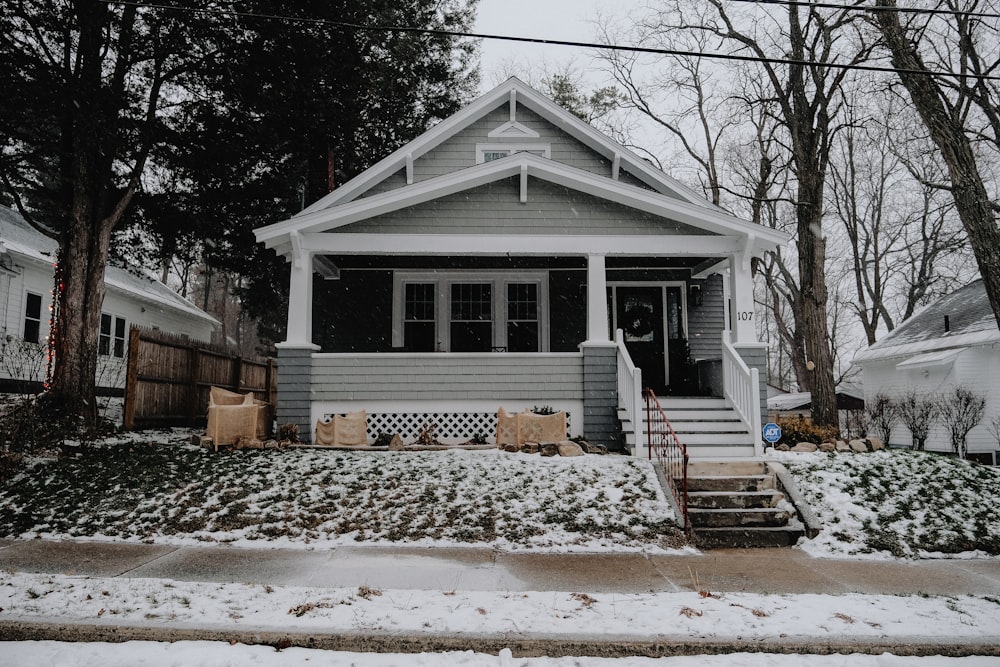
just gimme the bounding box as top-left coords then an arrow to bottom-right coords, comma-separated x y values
675,431 -> 753,446
688,460 -> 769,476
684,445 -> 758,458
656,397 -> 729,410
687,490 -> 785,510
693,524 -> 806,549
686,474 -> 776,492
689,507 -> 793,528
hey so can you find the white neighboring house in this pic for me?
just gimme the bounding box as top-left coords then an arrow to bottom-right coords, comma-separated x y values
853,279 -> 1000,463
0,205 -> 219,392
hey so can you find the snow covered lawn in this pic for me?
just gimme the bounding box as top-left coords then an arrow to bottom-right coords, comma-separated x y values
0,432 -> 683,552
775,449 -> 1000,558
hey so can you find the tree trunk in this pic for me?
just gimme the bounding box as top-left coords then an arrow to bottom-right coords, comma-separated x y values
874,1 -> 1000,331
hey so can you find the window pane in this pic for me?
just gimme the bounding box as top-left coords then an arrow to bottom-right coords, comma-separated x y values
113,317 -> 126,358
404,283 -> 435,321
99,313 -> 111,356
451,283 -> 492,352
403,321 -> 435,352
450,321 -> 491,352
507,321 -> 538,352
506,283 -> 538,351
666,287 -> 682,340
451,283 -> 491,321
483,150 -> 509,162
23,293 -> 42,343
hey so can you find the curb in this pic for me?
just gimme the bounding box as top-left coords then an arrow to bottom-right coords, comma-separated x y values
2,619 -> 999,658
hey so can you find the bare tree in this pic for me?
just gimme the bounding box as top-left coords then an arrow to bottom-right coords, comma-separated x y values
865,391 -> 898,444
938,386 -> 987,460
896,390 -> 938,451
872,0 -> 1000,331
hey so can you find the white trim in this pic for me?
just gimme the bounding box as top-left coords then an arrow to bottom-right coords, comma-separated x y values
895,348 -> 965,370
487,120 -> 540,139
299,232 -> 746,257
256,153 -> 788,254
258,78 -> 786,229
391,270 -> 549,352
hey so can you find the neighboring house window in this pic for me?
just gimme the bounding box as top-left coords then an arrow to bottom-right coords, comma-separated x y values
99,313 -> 127,357
23,292 -> 42,343
476,144 -> 551,164
394,272 -> 547,352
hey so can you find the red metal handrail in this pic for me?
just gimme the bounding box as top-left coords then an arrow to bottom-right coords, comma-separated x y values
645,388 -> 690,534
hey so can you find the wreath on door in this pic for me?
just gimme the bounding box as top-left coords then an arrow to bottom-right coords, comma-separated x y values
623,301 -> 655,342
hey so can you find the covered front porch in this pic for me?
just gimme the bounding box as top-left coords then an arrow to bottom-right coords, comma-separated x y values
273,236 -> 767,454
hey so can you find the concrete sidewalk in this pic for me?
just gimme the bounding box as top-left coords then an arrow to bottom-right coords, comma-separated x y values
2,537 -> 1000,597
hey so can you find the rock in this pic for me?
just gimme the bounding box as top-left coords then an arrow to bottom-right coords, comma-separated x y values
866,437 -> 885,451
520,442 -> 540,454
388,435 -> 405,451
557,441 -> 585,457
835,440 -> 851,452
503,443 -> 519,453
818,442 -> 836,452
849,438 -> 869,453
791,442 -> 818,452
540,442 -> 559,457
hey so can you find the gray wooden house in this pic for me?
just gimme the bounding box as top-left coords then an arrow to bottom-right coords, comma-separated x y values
254,78 -> 788,456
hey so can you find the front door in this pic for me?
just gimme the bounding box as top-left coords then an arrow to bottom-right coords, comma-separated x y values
615,286 -> 667,394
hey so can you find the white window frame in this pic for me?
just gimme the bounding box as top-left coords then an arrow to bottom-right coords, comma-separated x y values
475,143 -> 551,164
22,291 -> 43,344
99,312 -> 127,358
392,270 -> 549,352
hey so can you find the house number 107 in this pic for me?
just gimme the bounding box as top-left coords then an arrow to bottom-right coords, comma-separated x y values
737,311 -> 753,321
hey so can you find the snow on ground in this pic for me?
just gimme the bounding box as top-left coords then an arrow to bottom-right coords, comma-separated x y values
768,450 -> 1000,559
1,435 -> 684,553
3,570 -> 999,641
3,642 -> 998,667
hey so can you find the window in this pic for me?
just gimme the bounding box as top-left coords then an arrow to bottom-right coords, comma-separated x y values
394,272 -> 547,352
99,313 -> 127,357
450,283 -> 492,352
476,144 -> 551,164
403,283 -> 436,352
506,283 -> 538,352
23,292 -> 42,343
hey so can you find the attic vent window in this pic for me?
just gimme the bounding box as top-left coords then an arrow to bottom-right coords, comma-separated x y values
476,144 -> 550,164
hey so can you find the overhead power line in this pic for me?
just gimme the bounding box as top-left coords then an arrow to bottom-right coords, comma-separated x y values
105,1 -> 1000,81
727,0 -> 1000,20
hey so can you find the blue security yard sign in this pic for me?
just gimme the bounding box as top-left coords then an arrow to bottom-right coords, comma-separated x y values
762,422 -> 782,444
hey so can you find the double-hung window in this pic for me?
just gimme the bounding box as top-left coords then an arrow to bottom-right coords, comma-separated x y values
23,292 -> 42,343
394,272 -> 546,352
99,313 -> 127,357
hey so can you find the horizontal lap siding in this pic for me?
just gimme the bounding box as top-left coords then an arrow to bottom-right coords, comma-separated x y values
341,179 -> 709,236
311,354 -> 584,401
688,273 -> 725,361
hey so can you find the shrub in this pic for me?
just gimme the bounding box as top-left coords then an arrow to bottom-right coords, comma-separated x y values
775,415 -> 839,445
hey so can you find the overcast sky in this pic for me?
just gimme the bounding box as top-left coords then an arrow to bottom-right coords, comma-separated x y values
473,0 -> 642,89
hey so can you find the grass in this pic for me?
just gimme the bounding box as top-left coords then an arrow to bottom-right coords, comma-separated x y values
779,449 -> 1000,557
0,435 -> 684,551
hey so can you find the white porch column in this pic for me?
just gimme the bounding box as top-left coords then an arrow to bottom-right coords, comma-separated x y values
729,252 -> 756,344
283,233 -> 315,346
586,253 -> 610,343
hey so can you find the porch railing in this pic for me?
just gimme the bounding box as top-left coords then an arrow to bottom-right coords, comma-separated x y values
721,330 -> 763,456
615,329 -> 645,455
645,388 -> 689,534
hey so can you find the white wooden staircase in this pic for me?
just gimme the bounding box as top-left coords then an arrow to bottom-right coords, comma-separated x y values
621,396 -> 756,458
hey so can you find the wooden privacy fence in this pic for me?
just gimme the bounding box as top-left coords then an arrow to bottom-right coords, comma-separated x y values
123,327 -> 276,430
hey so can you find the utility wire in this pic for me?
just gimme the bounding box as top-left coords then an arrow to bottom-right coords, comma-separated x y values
105,1 -> 1000,81
726,0 -> 1000,20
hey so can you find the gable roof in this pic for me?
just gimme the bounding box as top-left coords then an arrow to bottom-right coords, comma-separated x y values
0,206 -> 218,326
853,279 -> 998,363
254,77 -> 789,258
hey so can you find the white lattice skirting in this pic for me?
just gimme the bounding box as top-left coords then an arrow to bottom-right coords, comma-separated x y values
314,400 -> 582,444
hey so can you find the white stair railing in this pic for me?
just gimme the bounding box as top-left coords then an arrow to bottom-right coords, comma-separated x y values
615,329 -> 645,456
721,330 -> 763,456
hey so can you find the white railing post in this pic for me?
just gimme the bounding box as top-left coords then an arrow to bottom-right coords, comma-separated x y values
721,329 -> 764,456
615,329 -> 647,457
